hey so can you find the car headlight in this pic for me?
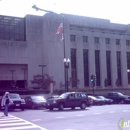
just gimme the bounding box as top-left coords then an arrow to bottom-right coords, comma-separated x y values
53,100 -> 57,103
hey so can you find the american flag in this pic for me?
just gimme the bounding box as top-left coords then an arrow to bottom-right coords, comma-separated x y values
56,23 -> 63,34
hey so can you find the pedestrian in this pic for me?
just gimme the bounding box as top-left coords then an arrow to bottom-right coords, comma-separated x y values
1,92 -> 13,116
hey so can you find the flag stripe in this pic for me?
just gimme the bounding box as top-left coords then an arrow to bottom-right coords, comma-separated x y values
56,23 -> 63,34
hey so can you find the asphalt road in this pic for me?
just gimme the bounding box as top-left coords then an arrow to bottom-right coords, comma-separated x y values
0,104 -> 130,130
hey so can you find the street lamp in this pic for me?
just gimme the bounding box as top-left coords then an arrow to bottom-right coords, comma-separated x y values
63,58 -> 70,92
10,70 -> 15,86
21,68 -> 27,88
127,69 -> 130,84
39,65 -> 46,88
32,5 -> 67,91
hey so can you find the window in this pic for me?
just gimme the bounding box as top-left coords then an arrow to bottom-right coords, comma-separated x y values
116,51 -> 122,85
82,36 -> 88,42
0,15 -> 25,41
106,51 -> 111,85
126,52 -> 130,84
94,37 -> 99,43
70,35 -> 76,42
105,38 -> 110,44
95,50 -> 101,86
116,39 -> 120,45
83,49 -> 89,86
126,40 -> 130,46
71,49 -> 77,87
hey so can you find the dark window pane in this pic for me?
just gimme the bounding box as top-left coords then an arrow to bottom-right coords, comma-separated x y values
106,51 -> 111,85
95,50 -> 100,86
71,49 -> 77,87
83,49 -> 89,86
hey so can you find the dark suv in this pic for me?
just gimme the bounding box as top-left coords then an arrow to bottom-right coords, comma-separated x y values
0,93 -> 26,111
106,92 -> 130,104
46,92 -> 90,111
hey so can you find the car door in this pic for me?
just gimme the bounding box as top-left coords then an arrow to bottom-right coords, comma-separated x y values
75,93 -> 83,106
25,97 -> 29,108
27,97 -> 33,108
65,94 -> 76,107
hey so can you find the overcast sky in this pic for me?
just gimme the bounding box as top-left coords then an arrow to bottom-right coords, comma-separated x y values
0,0 -> 130,24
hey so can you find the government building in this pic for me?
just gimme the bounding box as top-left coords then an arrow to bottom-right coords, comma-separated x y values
0,13 -> 130,89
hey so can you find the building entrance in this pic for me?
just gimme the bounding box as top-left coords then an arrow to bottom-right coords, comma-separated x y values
0,80 -> 27,89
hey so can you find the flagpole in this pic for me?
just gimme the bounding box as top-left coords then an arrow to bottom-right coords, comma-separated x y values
32,5 -> 69,92
62,15 -> 67,92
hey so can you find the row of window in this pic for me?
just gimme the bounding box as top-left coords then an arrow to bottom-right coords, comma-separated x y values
71,49 -> 130,87
0,15 -> 25,41
70,35 -> 130,46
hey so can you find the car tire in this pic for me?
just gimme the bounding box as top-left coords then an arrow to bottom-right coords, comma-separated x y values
80,102 -> 86,110
58,103 -> 64,111
49,107 -> 53,111
21,107 -> 24,111
71,107 -> 75,110
32,104 -> 36,109
120,99 -> 125,104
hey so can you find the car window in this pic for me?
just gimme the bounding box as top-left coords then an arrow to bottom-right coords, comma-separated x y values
75,93 -> 81,98
59,93 -> 68,98
69,94 -> 75,99
9,94 -> 20,99
81,93 -> 87,98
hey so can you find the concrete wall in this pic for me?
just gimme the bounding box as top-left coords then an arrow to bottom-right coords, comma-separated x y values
0,13 -> 130,90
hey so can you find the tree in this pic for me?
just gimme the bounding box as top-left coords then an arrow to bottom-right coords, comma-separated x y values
69,77 -> 80,88
104,78 -> 108,87
31,74 -> 55,89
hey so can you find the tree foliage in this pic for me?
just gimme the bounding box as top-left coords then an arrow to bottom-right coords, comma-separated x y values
31,74 -> 55,89
69,77 -> 80,88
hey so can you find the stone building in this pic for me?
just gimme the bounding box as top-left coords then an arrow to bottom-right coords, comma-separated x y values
0,13 -> 130,89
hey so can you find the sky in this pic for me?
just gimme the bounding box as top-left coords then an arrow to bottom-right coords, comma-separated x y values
0,0 -> 130,24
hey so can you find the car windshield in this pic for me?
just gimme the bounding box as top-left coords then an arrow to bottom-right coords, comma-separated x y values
89,96 -> 97,100
98,96 -> 105,99
117,93 -> 124,96
9,94 -> 21,99
31,96 -> 46,101
59,93 -> 69,98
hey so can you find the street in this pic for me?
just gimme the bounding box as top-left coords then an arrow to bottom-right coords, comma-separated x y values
0,104 -> 130,130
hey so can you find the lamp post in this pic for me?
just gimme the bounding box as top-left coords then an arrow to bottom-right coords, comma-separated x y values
10,70 -> 15,86
21,68 -> 27,88
39,65 -> 46,88
32,5 -> 67,91
127,69 -> 130,84
63,58 -> 70,92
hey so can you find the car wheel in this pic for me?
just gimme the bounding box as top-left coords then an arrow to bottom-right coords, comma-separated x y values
80,102 -> 86,110
32,104 -> 36,109
71,107 -> 75,110
49,107 -> 53,111
58,103 -> 64,111
120,99 -> 125,104
21,107 -> 24,111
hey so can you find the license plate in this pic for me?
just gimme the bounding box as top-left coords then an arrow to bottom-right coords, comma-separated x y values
16,104 -> 20,106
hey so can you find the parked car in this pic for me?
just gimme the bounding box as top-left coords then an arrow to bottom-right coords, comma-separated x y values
0,93 -> 25,111
46,95 -> 59,100
88,96 -> 93,106
24,96 -> 47,109
96,96 -> 113,104
88,95 -> 105,105
106,92 -> 130,104
46,92 -> 90,111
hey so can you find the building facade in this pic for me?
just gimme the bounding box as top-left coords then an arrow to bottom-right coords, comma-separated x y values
0,13 -> 130,89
